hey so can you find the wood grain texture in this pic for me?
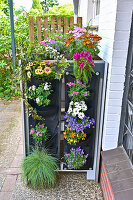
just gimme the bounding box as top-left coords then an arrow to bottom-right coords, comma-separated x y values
29,16 -> 34,42
36,16 -> 41,42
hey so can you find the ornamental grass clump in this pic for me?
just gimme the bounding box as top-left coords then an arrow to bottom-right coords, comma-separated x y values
21,149 -> 58,189
30,122 -> 49,144
66,79 -> 90,102
64,147 -> 88,169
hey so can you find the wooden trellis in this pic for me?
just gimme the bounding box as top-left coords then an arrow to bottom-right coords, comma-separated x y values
29,16 -> 82,42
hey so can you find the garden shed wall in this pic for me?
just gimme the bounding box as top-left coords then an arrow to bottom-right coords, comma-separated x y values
78,0 -> 133,150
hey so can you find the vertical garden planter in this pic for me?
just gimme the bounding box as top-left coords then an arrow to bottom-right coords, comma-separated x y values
21,60 -> 108,181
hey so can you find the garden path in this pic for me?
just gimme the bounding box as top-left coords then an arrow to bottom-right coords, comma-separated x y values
0,100 -> 103,200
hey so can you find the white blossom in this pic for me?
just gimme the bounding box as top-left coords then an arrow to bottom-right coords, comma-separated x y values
36,97 -> 40,104
82,104 -> 87,111
32,85 -> 36,91
78,112 -> 85,119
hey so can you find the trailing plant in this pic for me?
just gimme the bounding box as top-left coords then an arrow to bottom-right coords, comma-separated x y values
26,82 -> 53,106
73,50 -> 95,84
64,147 -> 88,169
66,79 -> 90,102
63,126 -> 87,144
30,122 -> 49,144
21,148 -> 58,189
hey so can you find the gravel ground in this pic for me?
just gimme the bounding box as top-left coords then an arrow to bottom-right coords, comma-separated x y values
11,173 -> 103,200
0,100 -> 103,200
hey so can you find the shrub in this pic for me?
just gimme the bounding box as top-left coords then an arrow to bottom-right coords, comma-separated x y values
21,149 -> 58,189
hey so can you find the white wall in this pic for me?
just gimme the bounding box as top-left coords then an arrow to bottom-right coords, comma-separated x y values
98,0 -> 133,150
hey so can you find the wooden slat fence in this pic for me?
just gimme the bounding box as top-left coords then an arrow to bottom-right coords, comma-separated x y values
29,16 -> 82,42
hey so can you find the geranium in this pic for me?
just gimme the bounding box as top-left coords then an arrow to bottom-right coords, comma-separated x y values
64,147 -> 88,169
26,82 -> 53,106
63,127 -> 87,144
64,111 -> 95,132
73,50 -> 95,83
30,122 -> 49,144
66,79 -> 90,102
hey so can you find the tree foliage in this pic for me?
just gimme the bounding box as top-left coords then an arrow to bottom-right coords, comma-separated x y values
45,4 -> 74,17
41,0 -> 59,13
32,0 -> 43,11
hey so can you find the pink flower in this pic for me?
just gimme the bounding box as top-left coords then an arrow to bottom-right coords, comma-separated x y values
71,91 -> 79,96
76,79 -> 82,85
79,62 -> 85,68
40,41 -> 47,46
42,131 -> 45,133
39,134 -> 42,136
47,37 -> 50,40
66,82 -> 76,86
82,84 -> 86,87
50,40 -> 55,43
30,129 -> 34,134
40,125 -> 42,127
83,92 -> 87,96
73,52 -> 81,60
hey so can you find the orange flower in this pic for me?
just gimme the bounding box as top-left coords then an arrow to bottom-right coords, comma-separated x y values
82,40 -> 95,48
70,132 -> 75,138
90,34 -> 102,41
64,135 -> 67,139
63,36 -> 74,47
83,133 -> 86,138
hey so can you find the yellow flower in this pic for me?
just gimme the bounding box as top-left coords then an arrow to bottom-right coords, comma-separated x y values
38,69 -> 44,75
37,66 -> 42,70
44,67 -> 52,74
35,69 -> 39,74
64,131 -> 66,135
77,134 -> 79,137
74,140 -> 77,143
9,78 -> 11,82
70,139 -> 73,142
67,127 -> 70,131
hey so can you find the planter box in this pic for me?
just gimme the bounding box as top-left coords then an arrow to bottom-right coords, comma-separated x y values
21,60 -> 108,181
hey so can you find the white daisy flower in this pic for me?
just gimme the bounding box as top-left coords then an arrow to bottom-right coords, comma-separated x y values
78,112 -> 85,119
32,85 -> 36,91
28,86 -> 32,91
82,104 -> 87,111
68,107 -> 72,114
36,97 -> 40,104
80,101 -> 85,105
74,102 -> 80,107
69,101 -> 74,106
73,108 -> 79,115
72,112 -> 76,117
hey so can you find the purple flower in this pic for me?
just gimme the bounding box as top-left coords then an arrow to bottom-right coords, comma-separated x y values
73,52 -> 81,60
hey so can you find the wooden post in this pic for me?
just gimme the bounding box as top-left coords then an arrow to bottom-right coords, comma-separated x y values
63,17 -> 68,34
69,17 -> 74,28
44,16 -> 48,40
36,16 -> 41,42
29,16 -> 34,42
51,16 -> 55,33
77,17 -> 82,27
57,17 -> 61,33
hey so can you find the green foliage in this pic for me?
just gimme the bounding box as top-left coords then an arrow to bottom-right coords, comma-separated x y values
26,83 -> 53,106
45,4 -> 74,17
32,0 -> 43,11
21,148 -> 58,189
15,6 -> 26,16
28,8 -> 44,17
41,0 -> 59,13
0,0 -> 10,16
67,80 -> 90,102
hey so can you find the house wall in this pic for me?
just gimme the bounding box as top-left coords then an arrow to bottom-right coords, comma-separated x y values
78,0 -> 133,150
98,0 -> 133,150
